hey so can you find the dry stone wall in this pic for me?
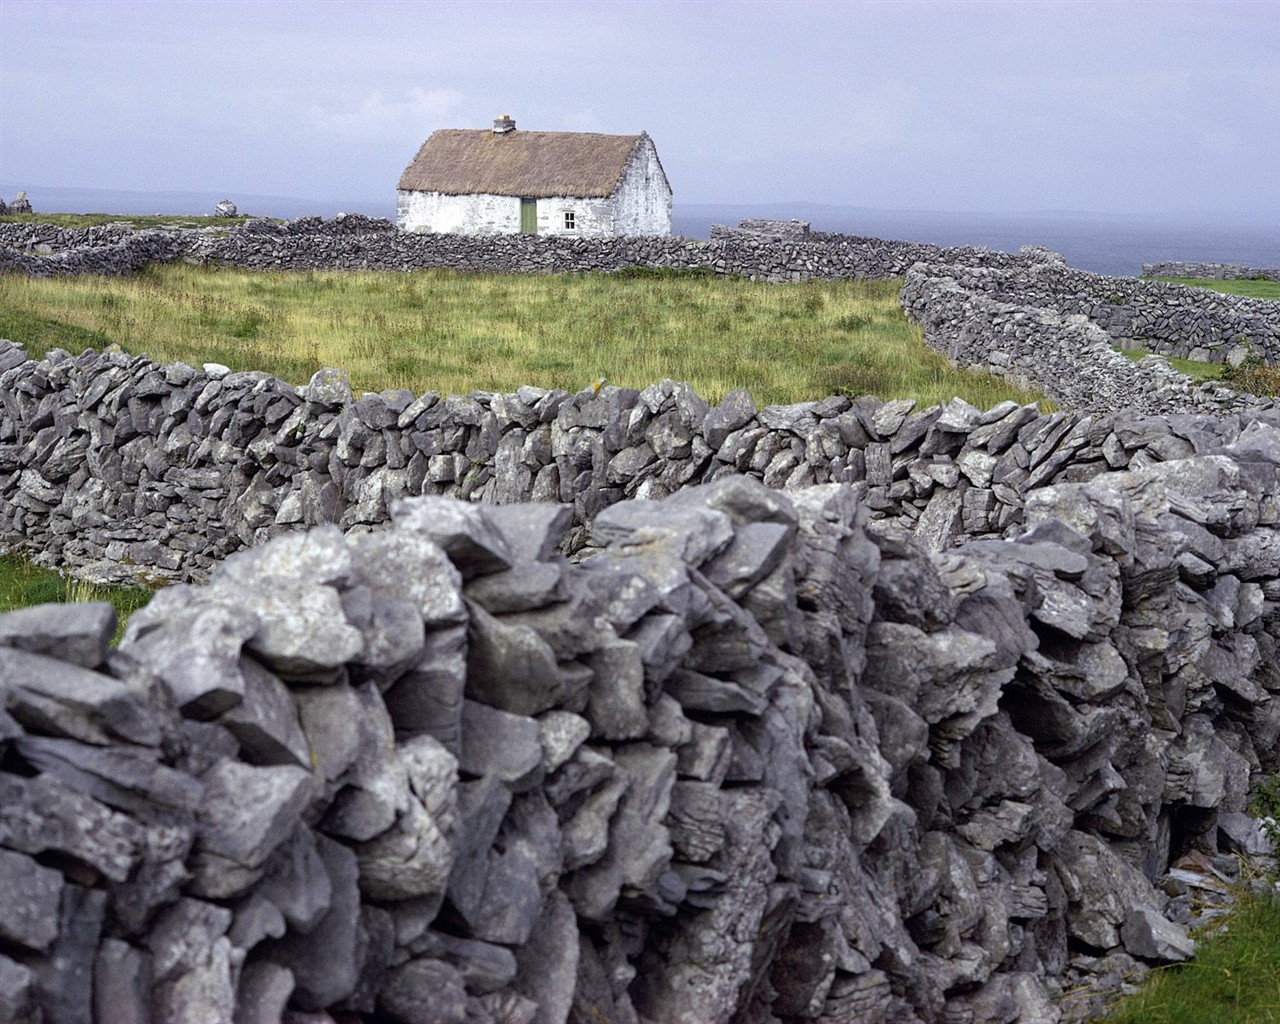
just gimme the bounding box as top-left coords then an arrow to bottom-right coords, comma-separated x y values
900,264 -> 1278,417
900,261 -> 1280,367
0,216 -> 1055,283
1,459 -> 1278,1024
5,338 -> 1280,590
1143,261 -> 1280,284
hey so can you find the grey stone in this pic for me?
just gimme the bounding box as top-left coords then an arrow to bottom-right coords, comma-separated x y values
1,646 -> 165,745
378,958 -> 467,1024
146,897 -> 235,1024
196,759 -> 312,870
119,594 -> 258,718
33,885 -> 107,1024
485,501 -> 575,561
702,389 -> 758,448
304,367 -> 352,407
0,955 -> 36,1024
513,890 -> 579,1024
263,835 -> 362,1010
566,746 -> 676,920
408,933 -> 517,995
381,625 -> 467,749
0,772 -> 142,882
460,699 -> 544,791
391,495 -> 514,578
664,667 -> 768,715
0,601 -> 115,668
233,580 -> 363,682
1121,906 -> 1196,962
14,735 -> 203,815
234,962 -> 295,1024
466,602 -> 567,716
466,561 -> 565,614
228,893 -> 286,953
346,529 -> 467,626
538,710 -> 591,772
294,683 -> 362,782
591,499 -> 734,565
93,939 -> 151,1024
256,826 -> 332,932
219,656 -> 310,768
584,637 -> 648,740
321,683 -> 407,842
699,521 -> 793,598
0,848 -> 63,953
355,734 -> 458,901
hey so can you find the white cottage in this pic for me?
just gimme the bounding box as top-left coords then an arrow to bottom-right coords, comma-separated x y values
396,116 -> 672,237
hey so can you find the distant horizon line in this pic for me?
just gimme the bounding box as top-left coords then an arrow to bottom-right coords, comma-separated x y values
3,181 -> 1276,228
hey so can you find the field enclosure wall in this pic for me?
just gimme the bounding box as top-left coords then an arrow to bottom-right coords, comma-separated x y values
3,218 -> 1280,1022
1143,260 -> 1280,284
1,337 -> 1278,590
3,217 -> 1279,371
1,454 -> 1279,1023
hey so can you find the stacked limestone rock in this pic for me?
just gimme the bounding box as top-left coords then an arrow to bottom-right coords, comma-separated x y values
900,264 -> 1277,417
903,261 -> 1280,367
1,459 -> 1278,1023
0,216 -> 1054,283
4,338 -> 1280,590
1143,261 -> 1280,285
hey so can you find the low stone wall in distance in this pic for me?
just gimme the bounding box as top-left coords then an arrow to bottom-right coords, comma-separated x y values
4,339 -> 1280,591
1144,260 -> 1280,284
1,465 -> 1277,1023
0,217 -> 1049,284
899,263 -> 1277,417
902,261 -> 1280,368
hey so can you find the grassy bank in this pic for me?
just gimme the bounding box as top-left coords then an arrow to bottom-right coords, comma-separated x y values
1153,277 -> 1280,301
1104,891 -> 1280,1023
0,554 -> 152,644
0,264 -> 1047,410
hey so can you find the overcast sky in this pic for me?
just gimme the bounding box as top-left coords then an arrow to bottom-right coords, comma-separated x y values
2,0 -> 1277,223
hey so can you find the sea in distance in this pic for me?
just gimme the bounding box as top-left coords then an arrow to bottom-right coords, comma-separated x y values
5,184 -> 1278,280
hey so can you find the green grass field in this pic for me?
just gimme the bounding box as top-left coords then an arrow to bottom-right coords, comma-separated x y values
0,554 -> 152,644
1105,891 -> 1280,1023
1116,348 -> 1224,382
0,263 -> 1047,410
1153,277 -> 1280,300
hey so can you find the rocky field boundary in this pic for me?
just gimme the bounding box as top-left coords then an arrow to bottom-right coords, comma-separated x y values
897,260 -> 1280,368
0,216 -> 1044,284
1143,260 -> 1280,284
3,338 -> 1280,590
2,457 -> 1278,1023
899,264 -> 1277,417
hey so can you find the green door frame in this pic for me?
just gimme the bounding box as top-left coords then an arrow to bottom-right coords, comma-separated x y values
520,198 -> 537,235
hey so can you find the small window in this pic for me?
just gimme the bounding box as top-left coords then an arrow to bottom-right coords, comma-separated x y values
563,210 -> 576,230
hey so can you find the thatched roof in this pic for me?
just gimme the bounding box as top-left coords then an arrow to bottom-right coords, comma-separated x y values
397,129 -> 647,198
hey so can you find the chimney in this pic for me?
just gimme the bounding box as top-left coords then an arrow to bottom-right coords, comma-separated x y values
493,114 -> 516,134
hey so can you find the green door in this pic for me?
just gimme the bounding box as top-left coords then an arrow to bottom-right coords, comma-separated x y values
520,198 -> 537,235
